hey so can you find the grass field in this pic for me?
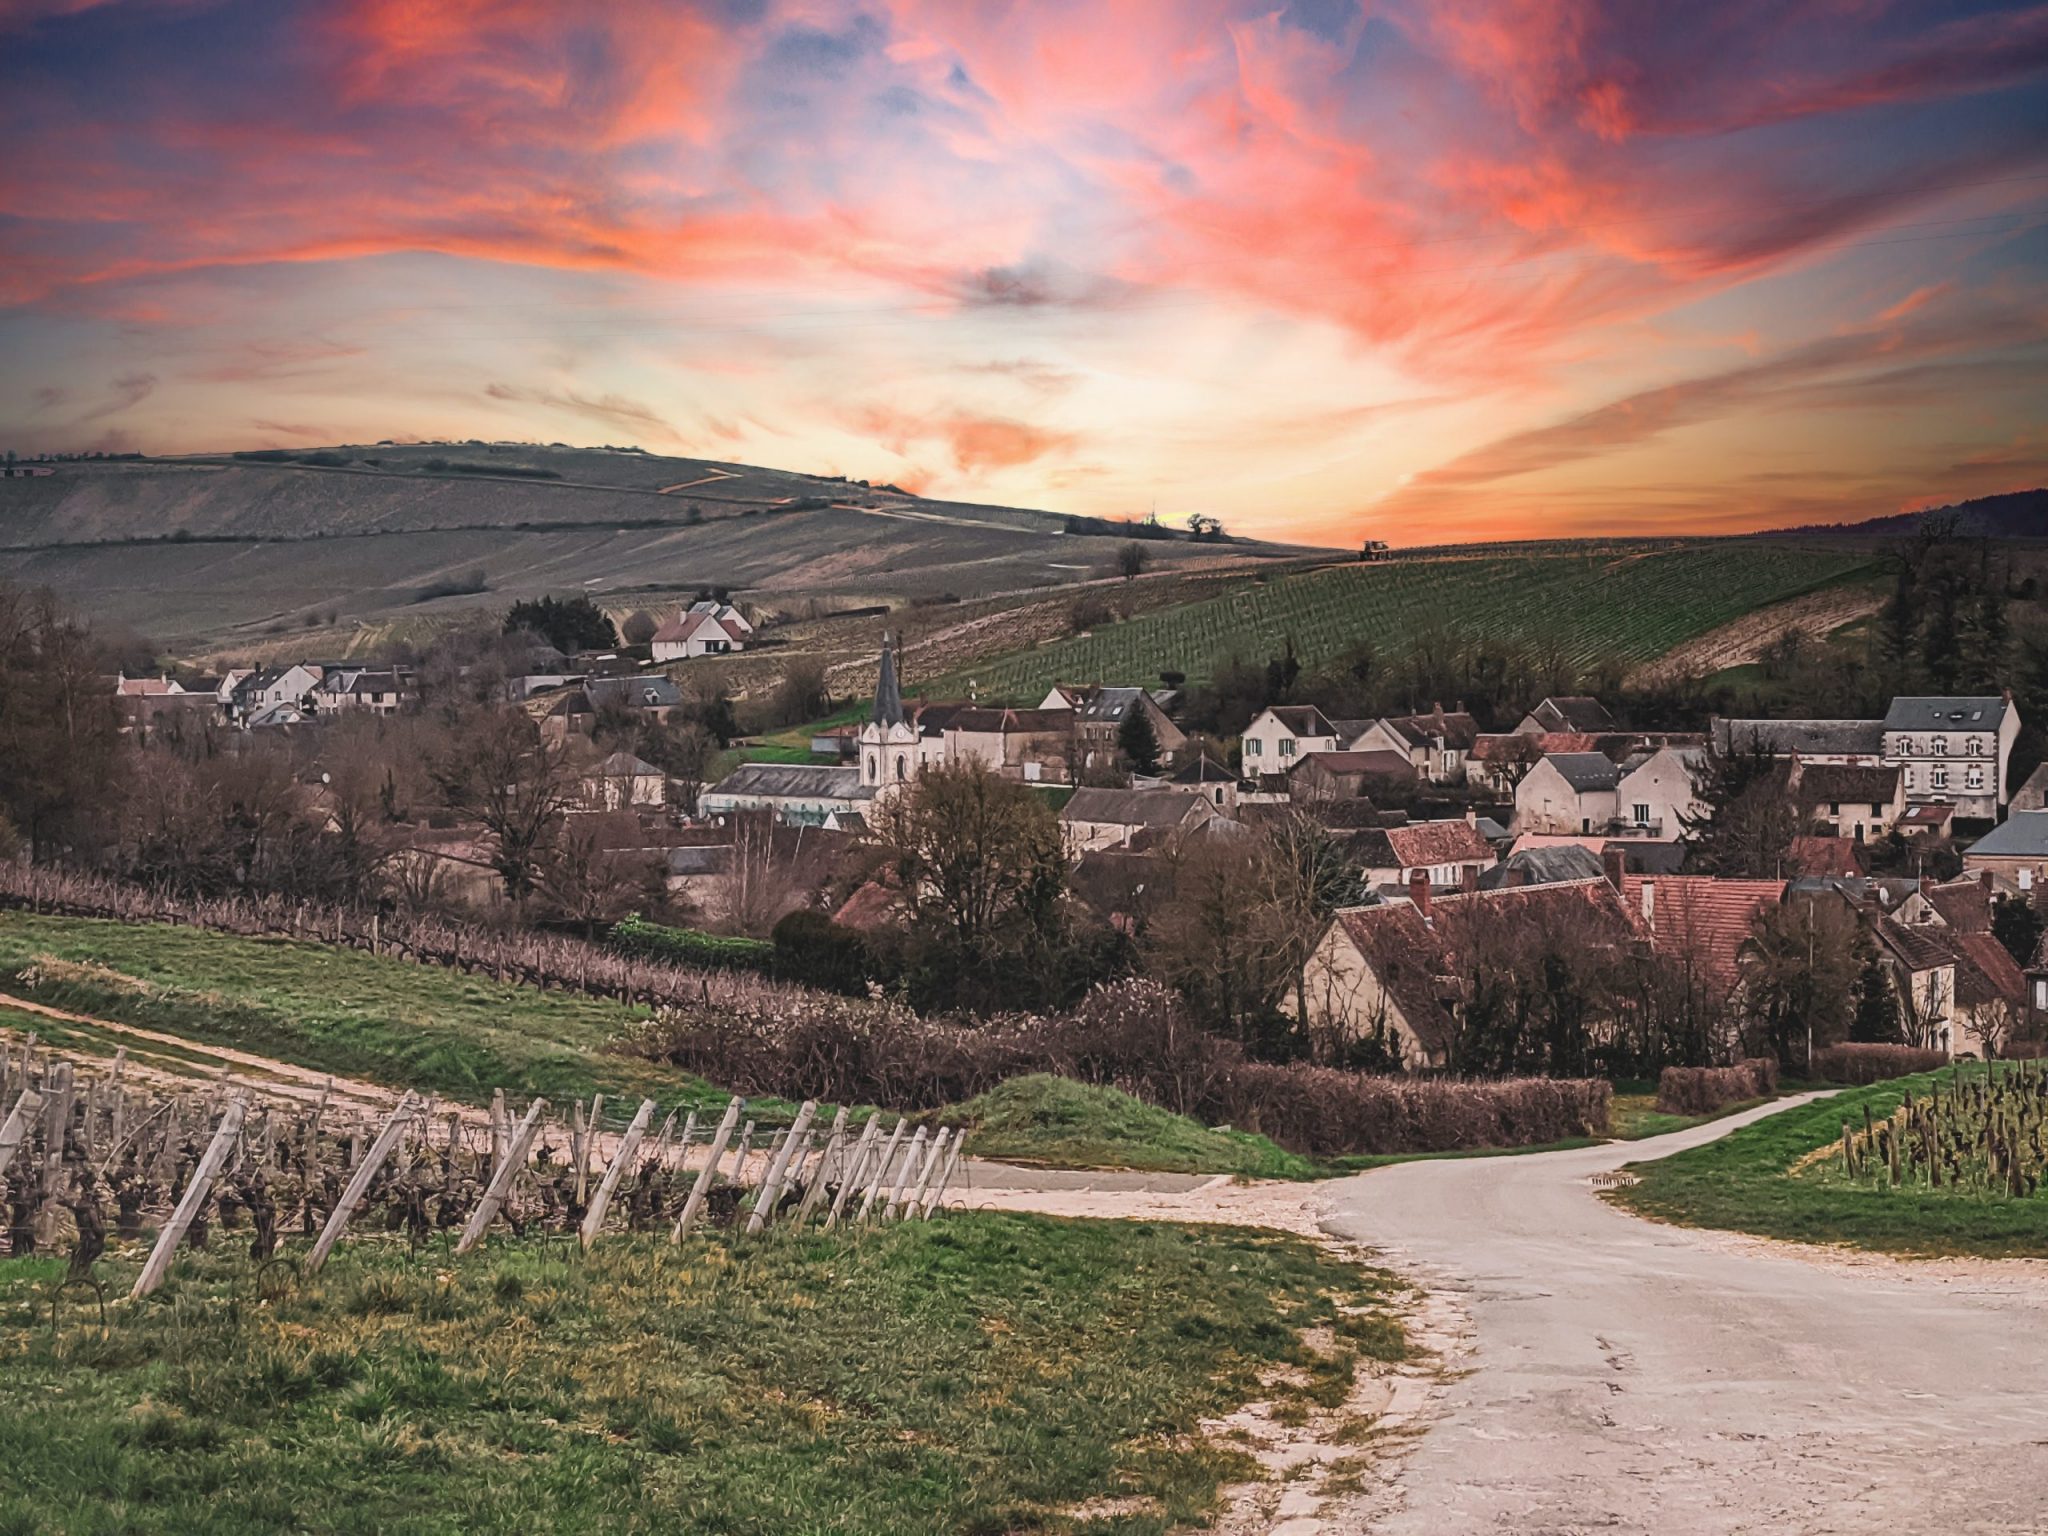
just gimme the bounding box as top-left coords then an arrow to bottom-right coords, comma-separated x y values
935,1076 -> 1317,1180
939,542 -> 1875,702
0,1216 -> 1405,1536
1611,1068 -> 2048,1258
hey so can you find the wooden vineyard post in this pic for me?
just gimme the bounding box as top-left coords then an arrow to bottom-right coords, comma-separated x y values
794,1107 -> 850,1227
825,1116 -> 883,1230
579,1098 -> 656,1250
672,1097 -> 743,1243
574,1094 -> 604,1205
883,1127 -> 931,1220
920,1134 -> 965,1218
0,1088 -> 42,1180
305,1095 -> 419,1276
746,1101 -> 817,1235
132,1092 -> 249,1300
855,1119 -> 910,1224
455,1098 -> 549,1256
37,1061 -> 75,1242
489,1089 -> 510,1173
902,1128 -> 951,1218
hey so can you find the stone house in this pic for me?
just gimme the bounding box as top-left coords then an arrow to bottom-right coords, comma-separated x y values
1881,694 -> 2020,822
1059,787 -> 1219,853
1962,809 -> 2048,892
1352,707 -> 1481,784
1613,745 -> 1707,842
1790,761 -> 1905,842
1240,705 -> 1339,776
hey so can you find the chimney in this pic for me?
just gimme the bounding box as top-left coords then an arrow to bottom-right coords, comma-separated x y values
1602,844 -> 1627,891
1408,867 -> 1431,916
1460,863 -> 1479,895
1464,806 -> 1477,828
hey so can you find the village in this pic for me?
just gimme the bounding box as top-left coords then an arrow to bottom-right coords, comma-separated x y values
94,587 -> 2048,1077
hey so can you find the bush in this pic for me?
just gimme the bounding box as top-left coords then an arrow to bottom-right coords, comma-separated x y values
631,976 -> 1610,1156
770,909 -> 883,995
608,914 -> 775,973
1654,1058 -> 1779,1116
1811,1043 -> 1950,1084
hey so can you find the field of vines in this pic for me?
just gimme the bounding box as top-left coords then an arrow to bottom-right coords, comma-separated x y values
942,541 -> 1876,701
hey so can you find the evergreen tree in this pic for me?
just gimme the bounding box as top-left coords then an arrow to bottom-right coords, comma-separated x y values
1118,704 -> 1162,775
1992,894 -> 2044,970
1850,947 -> 1901,1044
503,594 -> 616,656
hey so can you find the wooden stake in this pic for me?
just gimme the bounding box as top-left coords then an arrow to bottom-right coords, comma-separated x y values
132,1093 -> 249,1300
579,1098 -> 656,1249
0,1088 -> 43,1180
825,1116 -> 883,1229
794,1107 -> 850,1226
306,1095 -> 419,1276
920,1135 -> 965,1219
455,1098 -> 549,1256
902,1127 -> 950,1218
883,1127 -> 930,1221
746,1102 -> 817,1235
855,1118 -> 910,1224
672,1097 -> 743,1243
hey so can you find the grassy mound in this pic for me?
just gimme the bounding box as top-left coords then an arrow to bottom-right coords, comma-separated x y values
939,1074 -> 1318,1179
1612,1067 -> 2047,1258
0,1216 -> 1404,1535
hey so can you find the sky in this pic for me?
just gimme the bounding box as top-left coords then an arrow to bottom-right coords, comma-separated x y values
1,0 -> 2045,546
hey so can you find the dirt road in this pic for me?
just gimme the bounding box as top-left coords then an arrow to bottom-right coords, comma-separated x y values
1321,1096 -> 2048,1535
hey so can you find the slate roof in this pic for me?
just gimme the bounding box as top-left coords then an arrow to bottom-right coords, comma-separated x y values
1477,844 -> 1605,889
707,763 -> 869,800
1261,705 -> 1337,738
664,846 -> 730,877
1883,696 -> 2009,731
1061,788 -> 1209,828
596,751 -> 663,778
1375,709 -> 1481,751
1074,686 -> 1148,723
1170,755 -> 1235,786
1712,718 -> 1885,757
1795,763 -> 1901,805
1964,810 -> 2048,858
1621,875 -> 1782,989
945,706 -> 1073,734
1544,752 -> 1620,792
1526,696 -> 1616,733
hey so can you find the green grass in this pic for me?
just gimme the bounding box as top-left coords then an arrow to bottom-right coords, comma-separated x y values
938,543 -> 1874,701
0,1216 -> 1404,1535
1607,1090 -> 1772,1141
1612,1067 -> 2048,1258
0,912 -> 743,1117
939,1075 -> 1318,1180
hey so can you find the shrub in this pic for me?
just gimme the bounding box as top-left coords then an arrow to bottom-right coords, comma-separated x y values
608,914 -> 774,973
1811,1043 -> 1950,1084
770,909 -> 882,995
1654,1058 -> 1779,1116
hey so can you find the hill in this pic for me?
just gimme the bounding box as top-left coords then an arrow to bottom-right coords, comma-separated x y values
931,541 -> 1880,703
0,442 -> 1318,647
1762,487 -> 2048,542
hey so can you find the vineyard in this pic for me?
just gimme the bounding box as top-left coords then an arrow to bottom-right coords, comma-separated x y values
936,541 -> 1876,701
1824,1061 -> 2046,1198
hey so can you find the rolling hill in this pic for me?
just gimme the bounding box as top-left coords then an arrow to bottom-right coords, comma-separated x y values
1762,487 -> 2048,542
0,442 -> 1319,648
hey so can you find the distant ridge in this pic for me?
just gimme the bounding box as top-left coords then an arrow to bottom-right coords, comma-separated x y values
1763,487 -> 2048,541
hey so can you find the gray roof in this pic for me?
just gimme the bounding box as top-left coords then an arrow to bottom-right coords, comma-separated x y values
1712,718 -> 1884,756
1077,686 -> 1146,722
596,751 -> 663,777
708,763 -> 869,800
1479,845 -> 1605,889
1882,696 -> 2009,731
1545,751 -> 1619,791
1964,809 -> 2048,859
665,846 -> 730,876
1060,787 -> 1207,828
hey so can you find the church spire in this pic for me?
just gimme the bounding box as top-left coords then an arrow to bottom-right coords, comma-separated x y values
872,632 -> 904,727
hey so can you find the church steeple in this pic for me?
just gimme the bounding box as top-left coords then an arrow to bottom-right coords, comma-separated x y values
872,632 -> 904,727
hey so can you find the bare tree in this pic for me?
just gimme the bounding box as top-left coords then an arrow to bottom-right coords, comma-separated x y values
430,708 -> 581,904
714,812 -> 806,936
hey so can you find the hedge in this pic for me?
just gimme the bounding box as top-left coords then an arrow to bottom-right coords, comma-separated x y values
1654,1058 -> 1779,1116
1811,1043 -> 1951,1084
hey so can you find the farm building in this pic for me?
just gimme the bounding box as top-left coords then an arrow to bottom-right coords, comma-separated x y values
1344,816 -> 1495,892
1059,787 -> 1219,853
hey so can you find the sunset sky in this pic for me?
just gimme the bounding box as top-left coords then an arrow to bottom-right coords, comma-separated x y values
2,1 -> 2045,545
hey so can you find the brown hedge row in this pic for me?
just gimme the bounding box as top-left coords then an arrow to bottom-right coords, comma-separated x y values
1654,1058 -> 1779,1116
1811,1043 -> 1950,1084
632,977 -> 1612,1157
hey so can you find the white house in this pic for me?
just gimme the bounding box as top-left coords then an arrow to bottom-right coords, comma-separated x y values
1612,745 -> 1707,842
1791,761 -> 1905,842
1241,706 -> 1339,776
652,607 -> 748,661
587,751 -> 667,810
1881,695 -> 2020,821
1351,707 -> 1481,784
1514,751 -> 1619,835
1058,787 -> 1219,853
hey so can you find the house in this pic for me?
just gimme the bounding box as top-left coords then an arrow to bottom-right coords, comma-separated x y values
1790,761 -> 1904,842
1290,875 -> 1640,1068
1896,802 -> 1955,837
663,843 -> 730,897
943,707 -> 1075,783
114,673 -> 184,697
1059,787 -> 1218,853
1881,694 -> 2019,822
1619,870 -> 1782,995
1786,835 -> 1863,878
1613,745 -> 1706,842
1039,684 -> 1187,770
1345,816 -> 1497,890
651,607 -> 748,661
1352,706 -> 1481,784
1894,874 -> 1994,934
584,675 -> 686,723
1477,843 -> 1607,890
1962,810 -> 2048,891
1514,752 -> 1619,834
1508,832 -> 1687,875
1515,696 -> 1615,736
1871,921 -> 1960,1054
1240,705 -> 1339,774
1710,718 -> 1885,763
587,751 -> 667,810
232,664 -> 323,722
1949,933 -> 2029,1058
2010,762 -> 2048,812
330,669 -> 416,715
1288,750 -> 1416,804
699,762 -> 874,825
1467,733 -> 1545,793
1170,755 -> 1240,812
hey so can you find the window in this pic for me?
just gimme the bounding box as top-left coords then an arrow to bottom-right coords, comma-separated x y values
1632,803 -> 1651,825
1903,767 -> 1915,790
895,755 -> 907,781
1279,738 -> 1296,757
1247,739 -> 1262,757
867,753 -> 877,780
1829,802 -> 1840,816
2035,979 -> 2048,1012
1932,767 -> 1949,789
1966,768 -> 1984,790
1932,736 -> 1947,757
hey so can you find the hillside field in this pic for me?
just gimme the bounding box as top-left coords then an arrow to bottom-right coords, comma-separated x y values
933,542 -> 1879,702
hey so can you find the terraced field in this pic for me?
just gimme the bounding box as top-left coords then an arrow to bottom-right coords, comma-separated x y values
942,542 -> 1879,700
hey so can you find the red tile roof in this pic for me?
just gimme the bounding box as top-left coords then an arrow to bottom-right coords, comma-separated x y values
1952,932 -> 2025,1009
1621,875 -> 1783,989
1788,836 -> 1863,878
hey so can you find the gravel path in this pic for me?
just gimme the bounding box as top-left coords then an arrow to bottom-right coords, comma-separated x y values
1320,1095 -> 2048,1535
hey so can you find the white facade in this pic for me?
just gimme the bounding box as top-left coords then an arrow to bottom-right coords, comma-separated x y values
1882,697 -> 2019,821
1612,747 -> 1705,842
1241,707 -> 1337,775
